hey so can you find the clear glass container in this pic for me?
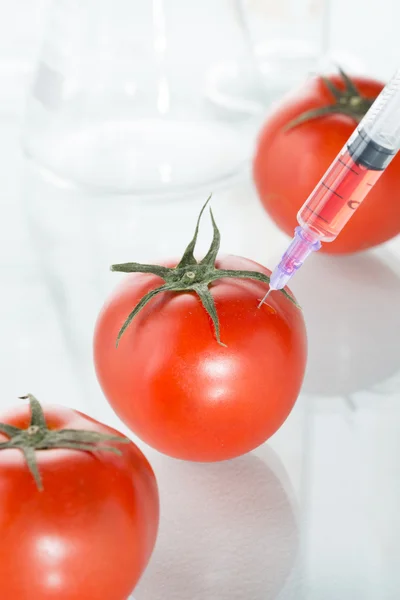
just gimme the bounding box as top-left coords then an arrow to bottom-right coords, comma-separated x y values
22,0 -> 265,199
240,0 -> 330,103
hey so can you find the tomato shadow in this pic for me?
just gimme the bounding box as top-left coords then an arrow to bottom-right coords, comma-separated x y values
134,449 -> 299,600
291,250 -> 400,396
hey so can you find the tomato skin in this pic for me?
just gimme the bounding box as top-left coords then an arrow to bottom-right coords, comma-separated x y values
0,404 -> 159,600
94,255 -> 307,462
253,75 -> 400,254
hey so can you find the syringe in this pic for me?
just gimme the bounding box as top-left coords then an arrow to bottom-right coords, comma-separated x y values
260,67 -> 400,305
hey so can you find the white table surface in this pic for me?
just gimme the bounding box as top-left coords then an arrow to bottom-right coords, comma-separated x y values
2,3 -> 400,599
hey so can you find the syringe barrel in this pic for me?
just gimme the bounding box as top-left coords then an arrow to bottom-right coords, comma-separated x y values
297,147 -> 384,242
268,68 -> 400,293
355,68 -> 400,157
297,68 -> 400,242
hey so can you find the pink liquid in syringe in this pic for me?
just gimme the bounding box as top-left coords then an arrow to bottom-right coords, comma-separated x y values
298,149 -> 384,241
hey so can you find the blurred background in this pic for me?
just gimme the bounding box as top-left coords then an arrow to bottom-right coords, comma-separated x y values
1,1 -> 400,598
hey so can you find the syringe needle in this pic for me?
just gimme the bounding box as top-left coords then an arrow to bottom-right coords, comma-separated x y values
258,288 -> 273,308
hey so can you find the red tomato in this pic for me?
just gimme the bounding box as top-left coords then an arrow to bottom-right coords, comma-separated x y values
253,74 -> 400,254
94,255 -> 307,462
0,399 -> 159,600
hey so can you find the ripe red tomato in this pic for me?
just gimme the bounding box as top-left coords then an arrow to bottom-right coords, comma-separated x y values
0,397 -> 159,600
94,254 -> 307,462
253,73 -> 400,254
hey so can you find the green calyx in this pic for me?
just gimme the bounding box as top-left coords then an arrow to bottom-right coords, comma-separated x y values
112,195 -> 298,347
285,68 -> 376,130
0,394 -> 129,491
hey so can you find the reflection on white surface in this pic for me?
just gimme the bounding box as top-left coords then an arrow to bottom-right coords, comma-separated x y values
302,396 -> 400,600
292,251 -> 400,396
135,449 -> 299,600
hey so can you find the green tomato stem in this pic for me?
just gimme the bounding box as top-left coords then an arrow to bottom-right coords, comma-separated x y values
0,395 -> 129,491
285,68 -> 377,131
111,195 -> 299,347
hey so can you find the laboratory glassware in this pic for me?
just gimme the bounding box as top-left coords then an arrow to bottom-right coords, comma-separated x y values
239,0 -> 330,103
22,0 -> 265,199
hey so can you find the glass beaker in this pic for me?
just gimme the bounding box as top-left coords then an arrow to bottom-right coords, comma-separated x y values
240,0 -> 330,103
22,0 -> 265,199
